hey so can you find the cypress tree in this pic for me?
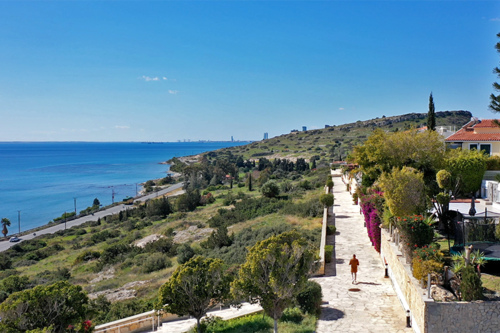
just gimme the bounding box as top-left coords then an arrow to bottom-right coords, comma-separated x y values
490,32 -> 500,113
246,173 -> 253,191
427,93 -> 436,131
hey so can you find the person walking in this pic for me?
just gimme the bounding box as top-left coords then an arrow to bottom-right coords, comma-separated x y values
349,254 -> 359,284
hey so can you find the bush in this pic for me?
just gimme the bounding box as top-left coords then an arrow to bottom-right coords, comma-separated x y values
280,307 -> 303,323
73,250 -> 101,265
281,199 -> 323,218
460,266 -> 483,301
261,180 -> 280,198
176,244 -> 195,264
296,280 -> 322,316
319,193 -> 334,207
412,258 -> 443,283
325,245 -> 333,263
142,253 -> 172,273
412,244 -> 443,262
0,253 -> 12,270
397,216 -> 434,251
487,155 -> 500,171
327,225 -> 336,235
144,237 -> 177,256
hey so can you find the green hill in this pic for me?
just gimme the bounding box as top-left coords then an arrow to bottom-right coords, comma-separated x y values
215,110 -> 472,161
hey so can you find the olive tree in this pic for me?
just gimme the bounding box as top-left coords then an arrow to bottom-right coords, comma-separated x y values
157,256 -> 231,333
231,230 -> 318,333
0,281 -> 89,333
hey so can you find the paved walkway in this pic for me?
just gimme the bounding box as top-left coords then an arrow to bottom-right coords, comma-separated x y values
313,178 -> 413,333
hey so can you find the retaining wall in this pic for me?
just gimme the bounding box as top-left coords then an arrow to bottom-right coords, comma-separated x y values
381,228 -> 500,333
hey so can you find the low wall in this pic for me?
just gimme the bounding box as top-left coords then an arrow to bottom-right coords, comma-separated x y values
316,185 -> 330,276
95,311 -> 184,333
381,228 -> 500,333
380,229 -> 427,333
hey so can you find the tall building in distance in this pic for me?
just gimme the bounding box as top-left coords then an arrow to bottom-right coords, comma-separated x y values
263,132 -> 269,140
302,126 -> 307,131
231,136 -> 234,142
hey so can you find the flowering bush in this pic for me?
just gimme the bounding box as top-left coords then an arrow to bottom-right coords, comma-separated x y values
397,215 -> 434,250
413,244 -> 443,263
359,190 -> 385,253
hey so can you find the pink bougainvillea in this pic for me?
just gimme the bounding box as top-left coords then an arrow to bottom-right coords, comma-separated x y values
359,190 -> 383,253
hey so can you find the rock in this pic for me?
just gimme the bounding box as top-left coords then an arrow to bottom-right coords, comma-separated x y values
134,234 -> 164,248
173,225 -> 214,244
88,280 -> 150,302
431,285 -> 457,302
90,267 -> 115,284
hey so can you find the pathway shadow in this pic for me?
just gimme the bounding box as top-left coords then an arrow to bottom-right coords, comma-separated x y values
355,281 -> 381,286
336,258 -> 345,264
320,307 -> 345,321
334,215 -> 350,219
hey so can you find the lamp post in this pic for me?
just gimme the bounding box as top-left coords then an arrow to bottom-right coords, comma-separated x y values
17,211 -> 21,234
74,198 -> 77,216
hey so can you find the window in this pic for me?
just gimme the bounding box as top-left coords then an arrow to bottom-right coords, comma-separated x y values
469,143 -> 478,151
480,144 -> 491,156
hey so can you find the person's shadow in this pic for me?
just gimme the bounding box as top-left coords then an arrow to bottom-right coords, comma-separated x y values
355,281 -> 381,286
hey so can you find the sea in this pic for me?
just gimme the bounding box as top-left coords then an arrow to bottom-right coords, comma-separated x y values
0,142 -> 250,232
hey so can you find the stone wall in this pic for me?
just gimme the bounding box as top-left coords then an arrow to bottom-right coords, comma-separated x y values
94,311 -> 183,333
381,228 -> 500,333
426,301 -> 500,333
381,229 -> 427,333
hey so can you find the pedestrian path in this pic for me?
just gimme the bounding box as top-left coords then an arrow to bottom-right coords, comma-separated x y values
313,180 -> 413,333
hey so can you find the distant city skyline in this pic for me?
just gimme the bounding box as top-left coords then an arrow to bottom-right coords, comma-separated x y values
0,1 -> 499,142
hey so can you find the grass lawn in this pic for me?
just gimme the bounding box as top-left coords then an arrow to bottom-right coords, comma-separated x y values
482,273 -> 500,293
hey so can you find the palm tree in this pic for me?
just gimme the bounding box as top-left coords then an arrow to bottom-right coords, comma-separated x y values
1,218 -> 11,238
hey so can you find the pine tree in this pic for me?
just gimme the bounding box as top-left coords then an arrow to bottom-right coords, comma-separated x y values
427,93 -> 436,131
490,32 -> 500,113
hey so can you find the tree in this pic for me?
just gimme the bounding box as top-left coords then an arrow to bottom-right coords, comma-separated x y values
326,178 -> 334,192
246,173 -> 253,191
460,265 -> 483,301
157,256 -> 231,333
427,93 -> 436,131
378,167 -> 427,217
0,281 -> 89,333
490,32 -> 500,113
261,180 -> 280,198
350,129 -> 445,185
445,148 -> 487,196
231,230 -> 318,333
1,217 -> 11,238
319,193 -> 334,208
92,198 -> 100,207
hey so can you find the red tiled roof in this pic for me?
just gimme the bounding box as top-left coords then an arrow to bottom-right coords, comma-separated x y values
446,119 -> 500,142
472,119 -> 499,128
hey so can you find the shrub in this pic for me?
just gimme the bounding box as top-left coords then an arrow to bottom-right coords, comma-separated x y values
13,259 -> 38,268
296,280 -> 322,316
413,244 -> 443,262
73,250 -> 101,265
280,307 -> 303,323
144,237 -> 177,256
325,245 -> 333,263
176,244 -> 195,264
487,155 -> 500,170
261,180 -> 280,198
460,266 -> 483,301
327,225 -> 336,235
397,215 -> 434,251
319,193 -> 334,207
412,258 -> 443,283
0,253 -> 12,270
142,253 -> 172,273
281,199 -> 323,218
326,178 -> 334,191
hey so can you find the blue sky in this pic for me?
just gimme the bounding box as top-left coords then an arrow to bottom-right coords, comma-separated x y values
0,1 -> 499,142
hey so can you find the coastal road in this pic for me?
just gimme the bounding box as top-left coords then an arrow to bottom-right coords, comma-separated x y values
0,182 -> 184,253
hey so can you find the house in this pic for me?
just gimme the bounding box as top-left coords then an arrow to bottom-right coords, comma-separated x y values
445,118 -> 500,156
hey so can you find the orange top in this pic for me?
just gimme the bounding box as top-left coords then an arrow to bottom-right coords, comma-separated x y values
349,258 -> 359,272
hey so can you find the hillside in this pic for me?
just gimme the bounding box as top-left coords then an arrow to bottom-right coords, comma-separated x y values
214,110 -> 472,161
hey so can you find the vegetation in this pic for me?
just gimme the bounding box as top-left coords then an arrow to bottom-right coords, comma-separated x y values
232,231 -> 318,333
427,93 -> 436,131
158,256 -> 232,333
490,32 -> 500,113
